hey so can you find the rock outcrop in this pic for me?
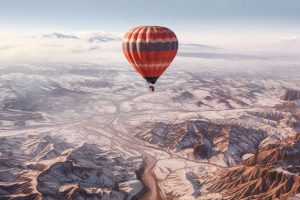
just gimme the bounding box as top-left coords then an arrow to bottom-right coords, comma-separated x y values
0,135 -> 144,200
283,89 -> 300,101
138,120 -> 267,166
207,134 -> 300,200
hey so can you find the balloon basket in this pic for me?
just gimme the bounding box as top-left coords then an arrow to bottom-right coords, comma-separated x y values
148,85 -> 155,92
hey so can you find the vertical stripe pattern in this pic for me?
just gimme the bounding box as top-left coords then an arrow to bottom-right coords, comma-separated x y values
122,26 -> 178,84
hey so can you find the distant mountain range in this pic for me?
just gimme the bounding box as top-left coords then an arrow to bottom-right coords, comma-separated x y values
87,35 -> 121,43
42,32 -> 121,43
42,32 -> 80,39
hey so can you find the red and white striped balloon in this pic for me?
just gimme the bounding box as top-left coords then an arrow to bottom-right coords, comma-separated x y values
122,26 -> 178,85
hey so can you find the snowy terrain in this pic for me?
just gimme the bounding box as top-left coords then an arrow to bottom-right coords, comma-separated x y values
0,32 -> 300,199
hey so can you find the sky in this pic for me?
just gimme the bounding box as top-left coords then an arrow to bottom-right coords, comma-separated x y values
0,0 -> 300,67
0,0 -> 300,34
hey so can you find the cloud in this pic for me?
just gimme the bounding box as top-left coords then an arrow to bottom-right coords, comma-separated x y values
279,36 -> 300,42
70,46 -> 102,53
0,31 -> 124,66
180,43 -> 218,50
177,52 -> 273,60
0,31 -> 299,67
0,45 -> 15,50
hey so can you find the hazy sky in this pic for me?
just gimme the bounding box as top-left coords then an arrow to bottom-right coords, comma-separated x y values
0,0 -> 300,67
1,0 -> 300,34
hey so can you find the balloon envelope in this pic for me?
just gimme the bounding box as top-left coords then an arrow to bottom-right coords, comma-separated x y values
122,26 -> 178,84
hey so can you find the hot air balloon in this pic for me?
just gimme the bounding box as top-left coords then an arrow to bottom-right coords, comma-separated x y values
122,26 -> 178,92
